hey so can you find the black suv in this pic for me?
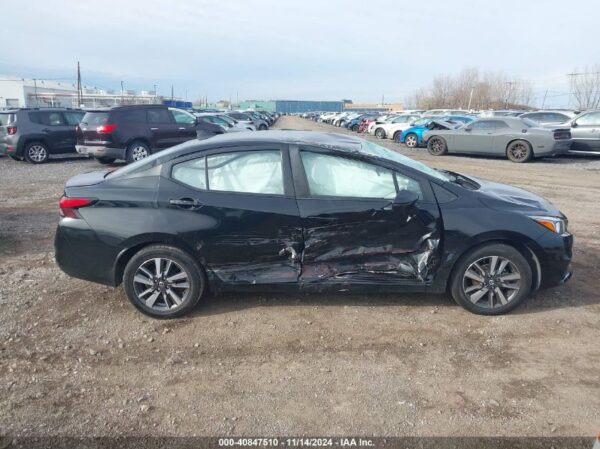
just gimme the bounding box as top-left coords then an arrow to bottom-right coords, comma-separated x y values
76,105 -> 223,164
0,108 -> 84,163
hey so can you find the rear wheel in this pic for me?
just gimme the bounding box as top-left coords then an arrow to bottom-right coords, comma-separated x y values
405,133 -> 418,148
351,124 -> 359,132
374,128 -> 386,139
94,156 -> 116,165
450,244 -> 532,315
506,140 -> 532,163
24,142 -> 49,164
258,124 -> 268,130
123,245 -> 205,318
126,141 -> 151,164
427,137 -> 448,156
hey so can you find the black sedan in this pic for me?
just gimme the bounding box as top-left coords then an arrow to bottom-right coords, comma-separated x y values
55,131 -> 573,318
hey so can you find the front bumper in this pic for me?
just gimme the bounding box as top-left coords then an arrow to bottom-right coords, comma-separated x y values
533,230 -> 573,289
76,144 -> 125,160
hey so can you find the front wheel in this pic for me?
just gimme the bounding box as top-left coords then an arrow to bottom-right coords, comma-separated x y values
351,124 -> 359,132
405,133 -> 418,148
25,142 -> 49,164
123,245 -> 205,318
258,124 -> 268,130
427,137 -> 448,156
506,140 -> 532,163
374,128 -> 386,139
450,244 -> 532,315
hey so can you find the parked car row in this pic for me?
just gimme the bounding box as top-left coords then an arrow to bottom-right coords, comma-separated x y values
0,106 -> 279,164
310,108 -> 600,162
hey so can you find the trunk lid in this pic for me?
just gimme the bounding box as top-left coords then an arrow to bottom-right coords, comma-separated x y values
65,170 -> 112,188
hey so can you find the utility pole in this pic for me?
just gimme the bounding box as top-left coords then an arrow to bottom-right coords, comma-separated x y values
171,85 -> 174,103
566,72 -> 582,109
153,84 -> 157,103
467,86 -> 474,110
541,89 -> 548,109
33,78 -> 38,107
76,62 -> 82,107
120,81 -> 124,104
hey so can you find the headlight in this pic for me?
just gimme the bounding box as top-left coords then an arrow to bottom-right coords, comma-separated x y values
529,216 -> 568,234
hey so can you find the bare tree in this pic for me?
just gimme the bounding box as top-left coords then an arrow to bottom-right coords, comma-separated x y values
409,68 -> 533,110
569,65 -> 600,110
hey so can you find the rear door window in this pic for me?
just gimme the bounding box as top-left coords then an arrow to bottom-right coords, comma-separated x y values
147,108 -> 173,124
118,109 -> 147,123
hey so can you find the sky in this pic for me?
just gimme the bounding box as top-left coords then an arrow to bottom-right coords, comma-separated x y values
1,0 -> 599,107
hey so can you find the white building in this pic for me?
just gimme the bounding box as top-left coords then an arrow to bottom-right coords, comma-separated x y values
0,76 -> 172,108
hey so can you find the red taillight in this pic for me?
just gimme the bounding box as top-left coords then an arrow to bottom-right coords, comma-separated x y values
59,196 -> 96,218
96,124 -> 117,134
7,126 -> 17,135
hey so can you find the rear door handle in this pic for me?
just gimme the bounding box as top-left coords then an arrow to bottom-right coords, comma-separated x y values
169,198 -> 202,209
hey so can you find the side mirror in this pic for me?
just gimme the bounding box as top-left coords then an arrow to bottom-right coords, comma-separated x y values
571,121 -> 578,128
393,190 -> 419,207
464,127 -> 472,132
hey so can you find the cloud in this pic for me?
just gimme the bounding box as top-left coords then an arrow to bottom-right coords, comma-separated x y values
2,0 -> 599,104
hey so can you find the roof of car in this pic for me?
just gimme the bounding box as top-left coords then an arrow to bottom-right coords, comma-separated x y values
200,130 -> 363,148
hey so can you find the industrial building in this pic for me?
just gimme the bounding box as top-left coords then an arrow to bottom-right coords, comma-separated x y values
240,100 -> 344,113
0,76 -> 181,109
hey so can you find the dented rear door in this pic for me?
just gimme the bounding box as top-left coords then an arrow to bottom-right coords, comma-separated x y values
292,147 -> 443,288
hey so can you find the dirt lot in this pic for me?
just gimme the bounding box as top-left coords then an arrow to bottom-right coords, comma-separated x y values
0,115 -> 599,439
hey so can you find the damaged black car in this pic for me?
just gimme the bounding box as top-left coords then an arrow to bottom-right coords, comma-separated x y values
55,131 -> 573,318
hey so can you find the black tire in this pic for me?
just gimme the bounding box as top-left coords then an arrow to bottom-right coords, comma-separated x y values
258,124 -> 268,131
374,128 -> 386,139
351,124 -> 359,132
450,243 -> 532,315
94,156 -> 116,165
427,136 -> 448,156
123,245 -> 205,318
126,140 -> 151,164
506,140 -> 533,163
404,133 -> 418,148
24,142 -> 49,164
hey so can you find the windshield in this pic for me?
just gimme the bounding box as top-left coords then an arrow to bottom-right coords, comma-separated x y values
218,115 -> 236,125
81,112 -> 109,126
360,140 -> 451,182
0,113 -> 10,126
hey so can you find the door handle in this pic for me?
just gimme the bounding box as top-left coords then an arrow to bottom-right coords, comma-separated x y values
150,127 -> 159,131
178,127 -> 186,130
169,198 -> 202,209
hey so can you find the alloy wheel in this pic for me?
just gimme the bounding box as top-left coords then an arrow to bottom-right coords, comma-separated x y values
508,142 -> 528,161
462,256 -> 522,309
429,138 -> 446,155
405,134 -> 417,148
131,146 -> 149,161
28,144 -> 48,162
133,258 -> 190,311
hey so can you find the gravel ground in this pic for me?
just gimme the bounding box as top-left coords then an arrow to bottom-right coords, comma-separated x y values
0,116 -> 598,439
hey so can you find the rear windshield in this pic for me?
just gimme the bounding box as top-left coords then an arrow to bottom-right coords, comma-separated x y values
81,112 -> 109,126
0,114 -> 10,126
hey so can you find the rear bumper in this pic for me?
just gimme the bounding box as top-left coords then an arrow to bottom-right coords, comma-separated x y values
54,220 -> 118,287
76,144 -> 125,160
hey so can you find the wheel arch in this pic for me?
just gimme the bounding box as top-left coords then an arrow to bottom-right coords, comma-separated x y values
19,136 -> 50,157
113,234 -> 208,287
126,137 -> 152,151
443,234 -> 542,294
505,138 -> 534,155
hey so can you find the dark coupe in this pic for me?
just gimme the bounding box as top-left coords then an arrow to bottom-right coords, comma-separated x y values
55,132 -> 573,318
